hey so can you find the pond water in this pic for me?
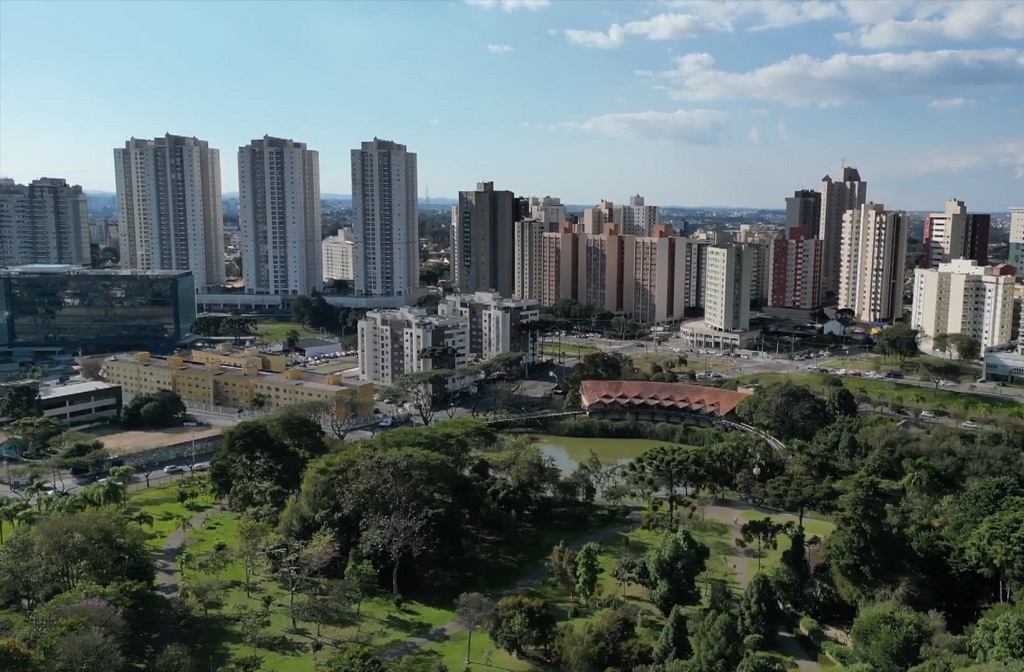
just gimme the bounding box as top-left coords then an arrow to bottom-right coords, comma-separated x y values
533,434 -> 670,473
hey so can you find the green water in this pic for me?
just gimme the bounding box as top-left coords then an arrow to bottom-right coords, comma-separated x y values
532,434 -> 672,473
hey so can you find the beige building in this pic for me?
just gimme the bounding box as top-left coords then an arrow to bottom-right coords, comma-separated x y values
838,203 -> 908,323
541,223 -> 580,305
189,343 -> 288,373
102,351 -> 371,417
923,199 -> 990,268
820,167 -> 867,297
734,226 -> 780,306
439,291 -> 540,364
513,219 -> 546,300
452,181 -> 517,296
357,307 -> 469,387
322,228 -> 355,281
0,177 -> 90,268
911,259 -> 1016,350
583,200 -> 617,234
1009,207 -> 1024,272
704,244 -> 751,332
528,196 -> 565,226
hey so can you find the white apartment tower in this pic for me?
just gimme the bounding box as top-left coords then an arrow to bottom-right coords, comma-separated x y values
1009,207 -> 1024,274
0,177 -> 90,267
621,194 -> 659,236
529,196 -> 565,226
838,203 -> 908,323
322,228 -> 355,281
911,259 -> 1015,351
351,139 -> 418,305
514,218 -> 546,300
357,307 -> 469,386
237,136 -> 322,296
704,244 -> 751,332
114,134 -> 225,290
820,167 -> 867,296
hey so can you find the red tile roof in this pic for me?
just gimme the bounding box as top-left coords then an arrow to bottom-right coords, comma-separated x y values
579,380 -> 753,417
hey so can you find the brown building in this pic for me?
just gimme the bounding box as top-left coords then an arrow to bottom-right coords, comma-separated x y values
579,380 -> 753,424
768,227 -> 824,309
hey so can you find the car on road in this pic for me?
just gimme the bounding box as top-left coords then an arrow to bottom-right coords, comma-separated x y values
884,370 -> 905,379
378,417 -> 393,428
192,462 -> 211,472
163,465 -> 184,474
919,410 -> 936,419
962,421 -> 981,429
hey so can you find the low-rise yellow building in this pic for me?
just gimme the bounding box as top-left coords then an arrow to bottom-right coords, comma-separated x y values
102,352 -> 373,419
189,343 -> 288,373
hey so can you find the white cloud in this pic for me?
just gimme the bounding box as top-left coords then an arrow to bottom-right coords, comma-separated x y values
661,0 -> 843,31
546,28 -> 558,36
644,48 -> 1024,107
749,126 -> 762,144
564,109 -> 731,144
487,43 -> 515,53
777,117 -> 789,141
928,97 -> 968,109
914,138 -> 1024,178
465,0 -> 549,10
429,119 -> 440,126
837,1 -> 1024,49
565,12 -> 730,48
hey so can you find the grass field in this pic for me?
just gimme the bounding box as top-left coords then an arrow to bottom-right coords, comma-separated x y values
126,478 -> 217,547
633,352 -> 743,375
824,352 -> 983,383
255,321 -> 324,345
541,342 -> 600,358
735,509 -> 836,578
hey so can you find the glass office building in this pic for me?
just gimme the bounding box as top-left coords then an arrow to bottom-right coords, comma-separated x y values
0,265 -> 197,353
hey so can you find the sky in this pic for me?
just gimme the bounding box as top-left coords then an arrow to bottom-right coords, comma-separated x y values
0,0 -> 1022,211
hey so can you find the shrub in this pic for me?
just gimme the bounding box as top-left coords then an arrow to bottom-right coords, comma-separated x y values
822,641 -> 858,666
799,616 -> 823,641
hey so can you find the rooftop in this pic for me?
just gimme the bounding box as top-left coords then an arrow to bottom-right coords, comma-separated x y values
1,264 -> 192,278
580,380 -> 753,417
296,338 -> 337,348
38,380 -> 119,399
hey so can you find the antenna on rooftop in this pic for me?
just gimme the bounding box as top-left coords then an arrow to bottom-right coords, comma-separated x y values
425,185 -> 430,208
841,158 -> 846,169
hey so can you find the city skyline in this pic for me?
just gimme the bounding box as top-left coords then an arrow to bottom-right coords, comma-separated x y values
1,0 -> 1022,210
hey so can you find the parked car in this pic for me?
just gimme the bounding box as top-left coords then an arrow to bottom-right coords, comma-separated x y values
962,421 -> 981,429
192,462 -> 211,472
163,465 -> 184,475
378,417 -> 393,428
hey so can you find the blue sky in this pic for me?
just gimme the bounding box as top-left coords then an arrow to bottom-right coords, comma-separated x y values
0,0 -> 1022,210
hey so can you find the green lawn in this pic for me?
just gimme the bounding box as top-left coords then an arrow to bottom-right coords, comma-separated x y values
824,352 -> 983,383
736,510 -> 836,579
255,321 -> 324,345
126,478 -> 217,548
541,342 -> 600,358
634,352 -> 742,375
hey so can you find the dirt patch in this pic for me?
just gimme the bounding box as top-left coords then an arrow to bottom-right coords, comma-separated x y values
86,426 -> 222,455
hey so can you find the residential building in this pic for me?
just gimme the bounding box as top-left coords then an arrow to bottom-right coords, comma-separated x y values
704,244 -> 751,332
786,189 -> 822,236
0,264 -> 197,354
351,139 -> 418,305
582,200 -> 617,234
357,307 -> 468,387
768,227 -> 824,309
820,167 -> 867,296
0,380 -> 123,427
322,228 -> 355,281
513,218 -> 546,300
452,181 -> 517,296
838,203 -> 908,323
541,222 -> 580,305
238,136 -> 322,296
114,134 -> 225,291
734,226 -> 780,307
190,343 -> 288,373
0,178 -> 90,267
628,225 -> 688,323
923,199 -> 990,268
580,225 -> 628,315
620,194 -> 659,236
103,351 -> 372,417
529,196 -> 565,227
911,260 -> 1015,350
439,291 -> 541,364
1010,207 -> 1024,273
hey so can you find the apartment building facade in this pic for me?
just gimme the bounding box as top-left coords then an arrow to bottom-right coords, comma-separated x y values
322,228 -> 355,281
114,134 -> 225,291
838,203 -> 908,323
439,292 -> 540,364
704,244 -> 751,332
786,189 -> 822,236
767,227 -> 824,309
923,199 -> 990,268
1010,207 -> 1024,274
452,181 -> 517,296
238,136 -> 322,296
0,177 -> 90,267
528,196 -> 565,226
357,307 -> 469,387
820,167 -> 867,297
513,219 -> 546,300
911,259 -> 1015,350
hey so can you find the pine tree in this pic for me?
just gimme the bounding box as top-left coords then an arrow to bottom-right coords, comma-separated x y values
654,605 -> 693,663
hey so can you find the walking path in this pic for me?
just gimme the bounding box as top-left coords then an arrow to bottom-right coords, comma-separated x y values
155,501 -> 227,597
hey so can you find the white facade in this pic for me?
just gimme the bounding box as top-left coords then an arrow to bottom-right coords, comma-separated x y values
114,134 -> 225,291
238,136 -> 322,296
322,228 -> 355,281
704,244 -> 751,332
529,195 -> 565,225
514,218 -> 546,300
820,167 -> 867,296
838,203 -> 908,323
439,291 -> 541,364
911,259 -> 1015,350
924,199 -> 969,268
0,177 -> 90,267
357,307 -> 469,387
1010,207 -> 1024,274
619,194 -> 659,236
351,139 -> 419,305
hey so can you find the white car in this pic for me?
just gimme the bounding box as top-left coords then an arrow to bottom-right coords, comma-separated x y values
192,462 -> 211,472
919,410 -> 936,419
962,421 -> 981,429
163,465 -> 184,474
378,417 -> 393,428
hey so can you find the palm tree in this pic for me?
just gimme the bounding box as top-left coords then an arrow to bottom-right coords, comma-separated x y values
131,510 -> 155,528
0,498 -> 18,543
25,479 -> 49,512
176,514 -> 194,535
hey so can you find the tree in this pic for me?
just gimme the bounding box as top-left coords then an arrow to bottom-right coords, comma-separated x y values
826,385 -> 859,421
630,444 -> 706,525
273,530 -> 339,630
567,351 -> 632,401
965,502 -> 1024,604
383,369 -> 453,427
948,333 -> 982,374
342,554 -> 378,618
654,605 -> 692,663
285,329 -> 301,351
237,518 -> 274,597
0,384 -> 43,420
737,654 -> 788,672
455,592 -> 495,663
737,518 -> 791,572
933,332 -> 951,358
765,466 -> 831,528
876,323 -> 919,367
645,530 -> 711,615
738,573 -> 782,643
547,542 -> 579,597
575,542 -> 601,604
736,382 -> 830,442
359,511 -> 427,596
969,607 -> 1024,662
324,647 -> 385,672
690,609 -> 744,672
5,416 -> 63,458
121,389 -> 186,429
487,596 -> 556,658
851,602 -> 926,672
0,637 -> 41,672
250,393 -> 268,412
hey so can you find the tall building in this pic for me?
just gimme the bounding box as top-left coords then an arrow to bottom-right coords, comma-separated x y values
583,200 -> 617,234
322,228 -> 355,281
768,227 -> 824,309
114,134 -> 225,291
439,291 -> 541,364
1010,207 -> 1024,273
820,167 -> 867,296
529,196 -> 565,227
923,199 -> 990,268
351,139 -> 419,304
0,178 -> 90,267
838,203 -> 908,323
357,307 -> 469,386
911,259 -> 1015,351
704,244 -> 751,332
734,226 -> 780,308
620,194 -> 659,236
786,189 -> 821,236
452,181 -> 517,296
237,136 -> 321,296
513,218 -> 546,300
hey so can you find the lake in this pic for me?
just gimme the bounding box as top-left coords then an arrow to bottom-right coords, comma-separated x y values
532,434 -> 674,473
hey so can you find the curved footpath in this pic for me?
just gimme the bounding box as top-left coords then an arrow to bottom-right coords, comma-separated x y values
155,501 -> 227,597
382,503 -> 822,671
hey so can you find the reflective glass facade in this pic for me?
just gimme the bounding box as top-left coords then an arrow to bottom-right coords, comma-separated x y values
0,267 -> 197,353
